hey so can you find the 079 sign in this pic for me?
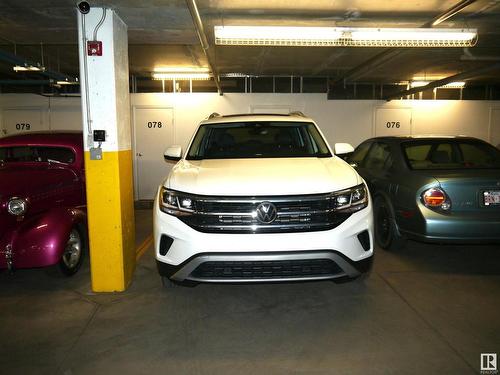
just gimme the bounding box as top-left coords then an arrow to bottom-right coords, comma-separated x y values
15,123 -> 31,131
147,121 -> 163,129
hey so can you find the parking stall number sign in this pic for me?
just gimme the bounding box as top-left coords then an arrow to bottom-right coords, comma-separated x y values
375,108 -> 411,136
135,107 -> 174,200
147,121 -> 163,129
2,109 -> 43,135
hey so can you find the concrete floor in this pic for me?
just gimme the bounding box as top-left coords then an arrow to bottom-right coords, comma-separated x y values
1,209 -> 499,374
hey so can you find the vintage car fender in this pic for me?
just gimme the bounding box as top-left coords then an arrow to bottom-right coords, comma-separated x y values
6,207 -> 87,269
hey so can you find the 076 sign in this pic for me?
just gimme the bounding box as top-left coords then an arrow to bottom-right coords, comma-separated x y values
386,121 -> 400,129
375,108 -> 411,136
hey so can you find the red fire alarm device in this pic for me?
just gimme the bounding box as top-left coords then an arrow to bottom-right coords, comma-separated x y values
87,41 -> 102,56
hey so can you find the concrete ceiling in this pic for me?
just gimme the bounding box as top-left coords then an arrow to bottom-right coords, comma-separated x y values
1,0 -> 500,84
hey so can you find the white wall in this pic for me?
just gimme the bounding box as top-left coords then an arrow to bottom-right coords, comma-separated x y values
2,93 -> 499,147
0,94 -> 82,136
2,93 -> 500,198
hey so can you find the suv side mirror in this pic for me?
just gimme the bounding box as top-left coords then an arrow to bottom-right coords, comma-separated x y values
334,143 -> 354,156
164,145 -> 182,161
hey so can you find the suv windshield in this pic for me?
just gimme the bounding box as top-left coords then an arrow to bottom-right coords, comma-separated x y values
186,121 -> 331,160
0,146 -> 75,164
402,140 -> 500,170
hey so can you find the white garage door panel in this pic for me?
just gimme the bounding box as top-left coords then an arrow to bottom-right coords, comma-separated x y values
2,108 -> 45,135
50,108 -> 82,131
375,108 -> 412,137
250,105 -> 295,114
134,107 -> 174,200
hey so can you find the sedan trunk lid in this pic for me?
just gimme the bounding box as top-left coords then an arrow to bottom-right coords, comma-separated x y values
434,169 -> 500,212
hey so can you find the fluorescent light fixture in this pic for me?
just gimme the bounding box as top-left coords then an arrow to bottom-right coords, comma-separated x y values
441,81 -> 466,88
13,65 -> 45,72
152,72 -> 211,80
215,26 -> 343,46
153,67 -> 210,73
348,28 -> 476,47
410,81 -> 466,88
412,75 -> 445,81
214,26 -> 477,47
410,81 -> 431,88
56,79 -> 79,85
220,73 -> 256,78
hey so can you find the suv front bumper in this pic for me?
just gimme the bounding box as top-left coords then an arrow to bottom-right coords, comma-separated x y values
154,192 -> 374,283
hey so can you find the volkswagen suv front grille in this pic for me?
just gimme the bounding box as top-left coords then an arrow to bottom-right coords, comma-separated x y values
178,193 -> 352,233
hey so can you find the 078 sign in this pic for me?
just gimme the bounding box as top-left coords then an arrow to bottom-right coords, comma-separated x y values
147,121 -> 163,129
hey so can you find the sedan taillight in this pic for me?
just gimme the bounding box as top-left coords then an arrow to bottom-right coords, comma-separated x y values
421,187 -> 451,211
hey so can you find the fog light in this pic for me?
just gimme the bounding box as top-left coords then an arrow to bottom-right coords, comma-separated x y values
336,195 -> 350,206
180,198 -> 193,209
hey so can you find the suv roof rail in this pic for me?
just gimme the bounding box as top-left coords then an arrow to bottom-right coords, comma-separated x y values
207,112 -> 222,119
289,111 -> 306,117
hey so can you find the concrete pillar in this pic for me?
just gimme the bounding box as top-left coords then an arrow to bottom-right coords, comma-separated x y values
77,8 -> 135,292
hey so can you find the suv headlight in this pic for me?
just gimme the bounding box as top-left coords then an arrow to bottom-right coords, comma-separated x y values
7,198 -> 28,216
332,184 -> 368,213
159,187 -> 196,216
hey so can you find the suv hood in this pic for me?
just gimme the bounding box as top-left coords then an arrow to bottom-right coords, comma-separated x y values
165,157 -> 362,196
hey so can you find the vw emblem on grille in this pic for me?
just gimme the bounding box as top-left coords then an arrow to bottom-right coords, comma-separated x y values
255,201 -> 277,224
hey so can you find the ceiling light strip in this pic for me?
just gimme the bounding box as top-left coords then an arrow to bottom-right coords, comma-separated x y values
410,80 -> 465,88
152,72 -> 211,80
13,65 -> 46,72
214,26 -> 477,48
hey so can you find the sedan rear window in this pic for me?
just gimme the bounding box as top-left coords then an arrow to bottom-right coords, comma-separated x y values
402,140 -> 500,170
0,146 -> 75,164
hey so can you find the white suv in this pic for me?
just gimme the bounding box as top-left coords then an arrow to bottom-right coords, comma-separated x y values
154,113 -> 373,286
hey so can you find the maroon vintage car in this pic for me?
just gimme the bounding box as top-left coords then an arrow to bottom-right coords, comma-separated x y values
0,131 -> 87,275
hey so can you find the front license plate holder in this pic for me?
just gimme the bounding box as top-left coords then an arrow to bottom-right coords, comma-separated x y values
483,190 -> 500,206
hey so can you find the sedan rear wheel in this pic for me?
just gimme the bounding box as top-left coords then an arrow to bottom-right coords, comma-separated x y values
59,227 -> 85,276
374,198 -> 406,251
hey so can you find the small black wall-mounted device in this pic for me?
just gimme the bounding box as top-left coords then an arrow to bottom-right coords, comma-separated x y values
77,1 -> 91,14
93,130 -> 106,142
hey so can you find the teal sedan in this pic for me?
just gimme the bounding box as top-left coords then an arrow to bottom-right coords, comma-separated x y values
348,136 -> 500,250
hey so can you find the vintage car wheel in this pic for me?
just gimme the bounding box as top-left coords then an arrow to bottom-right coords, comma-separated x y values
59,227 -> 85,276
374,198 -> 406,251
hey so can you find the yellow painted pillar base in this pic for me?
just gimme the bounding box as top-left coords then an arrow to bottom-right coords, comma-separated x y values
84,150 -> 136,292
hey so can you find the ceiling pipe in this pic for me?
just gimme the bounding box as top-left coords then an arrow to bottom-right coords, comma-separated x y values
424,0 -> 477,27
185,0 -> 223,95
0,48 -> 76,82
0,79 -> 53,85
331,0 -> 477,87
461,47 -> 500,61
383,62 -> 500,100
